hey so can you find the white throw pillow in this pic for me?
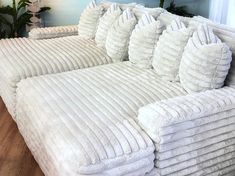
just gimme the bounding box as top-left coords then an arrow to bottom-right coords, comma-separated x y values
179,24 -> 232,93
95,3 -> 122,47
132,5 -> 164,20
152,19 -> 192,81
78,0 -> 104,39
106,8 -> 137,62
129,13 -> 165,68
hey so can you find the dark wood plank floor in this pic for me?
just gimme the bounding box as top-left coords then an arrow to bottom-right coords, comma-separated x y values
0,97 -> 44,176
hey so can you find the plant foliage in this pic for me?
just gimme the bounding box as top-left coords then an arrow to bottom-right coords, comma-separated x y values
0,0 -> 50,39
166,1 -> 194,17
159,0 -> 194,17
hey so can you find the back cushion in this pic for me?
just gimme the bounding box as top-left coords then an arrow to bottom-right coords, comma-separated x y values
129,13 -> 165,68
179,24 -> 232,93
100,1 -> 136,11
106,8 -> 137,62
132,5 -> 164,20
157,11 -> 192,27
95,3 -> 122,47
190,16 -> 235,88
152,19 -> 192,81
78,1 -> 104,39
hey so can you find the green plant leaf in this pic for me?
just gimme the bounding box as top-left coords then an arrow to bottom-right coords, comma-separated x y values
17,0 -> 30,11
39,7 -> 51,13
166,1 -> 194,17
0,6 -> 14,16
16,12 -> 31,33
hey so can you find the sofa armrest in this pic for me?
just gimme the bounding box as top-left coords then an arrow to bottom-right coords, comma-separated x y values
28,25 -> 78,40
138,87 -> 235,175
138,87 -> 235,143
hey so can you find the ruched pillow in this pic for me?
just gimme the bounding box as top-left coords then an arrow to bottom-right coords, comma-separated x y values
95,3 -> 122,47
78,1 -> 104,39
179,24 -> 232,93
129,13 -> 165,68
106,8 -> 137,62
152,19 -> 192,81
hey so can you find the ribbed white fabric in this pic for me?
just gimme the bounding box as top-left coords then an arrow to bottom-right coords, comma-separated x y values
129,14 -> 164,68
152,19 -> 192,81
106,9 -> 137,62
0,36 -> 112,117
157,11 -> 192,27
189,16 -> 235,89
16,62 -> 186,176
179,24 -> 232,93
132,5 -> 164,20
138,87 -> 235,175
95,3 -> 122,47
100,1 -> 136,11
78,1 -> 104,39
29,25 -> 78,40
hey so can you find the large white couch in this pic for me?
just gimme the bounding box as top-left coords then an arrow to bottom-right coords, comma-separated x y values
2,1 -> 235,176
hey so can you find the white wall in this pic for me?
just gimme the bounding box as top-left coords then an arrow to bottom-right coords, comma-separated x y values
0,0 -> 211,27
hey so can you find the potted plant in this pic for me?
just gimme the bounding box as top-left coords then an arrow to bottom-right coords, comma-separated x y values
0,0 -> 50,38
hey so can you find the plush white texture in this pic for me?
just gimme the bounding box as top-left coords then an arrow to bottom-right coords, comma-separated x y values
129,14 -> 165,68
157,11 -> 192,27
132,5 -> 164,20
100,1 -> 136,11
152,19 -> 192,81
179,24 -> 232,93
78,1 -> 104,39
29,25 -> 78,39
16,62 -> 186,176
0,36 -> 112,117
106,9 -> 137,62
95,3 -> 122,47
190,16 -> 235,89
138,87 -> 235,175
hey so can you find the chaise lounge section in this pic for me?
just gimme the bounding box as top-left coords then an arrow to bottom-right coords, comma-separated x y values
16,62 -> 187,175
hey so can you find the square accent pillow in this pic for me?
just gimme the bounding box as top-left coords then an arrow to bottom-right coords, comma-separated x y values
95,3 -> 122,47
106,8 -> 137,62
129,13 -> 165,68
78,0 -> 104,39
152,18 -> 192,81
179,24 -> 232,93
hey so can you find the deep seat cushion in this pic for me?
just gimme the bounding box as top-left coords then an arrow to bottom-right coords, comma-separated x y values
16,62 -> 187,176
0,36 -> 112,117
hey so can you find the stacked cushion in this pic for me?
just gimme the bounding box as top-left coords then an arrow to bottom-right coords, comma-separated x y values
152,19 -> 192,81
106,8 -> 137,62
95,3 -> 122,47
129,13 -> 164,68
78,0 -> 104,39
179,24 -> 232,92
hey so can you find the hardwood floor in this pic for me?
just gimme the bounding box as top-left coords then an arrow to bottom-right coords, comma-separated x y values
0,98 -> 44,176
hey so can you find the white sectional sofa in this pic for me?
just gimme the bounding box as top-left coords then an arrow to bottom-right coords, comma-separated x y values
1,1 -> 235,176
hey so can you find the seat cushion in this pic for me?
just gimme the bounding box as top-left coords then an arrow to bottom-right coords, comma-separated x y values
16,62 -> 187,176
0,36 -> 112,117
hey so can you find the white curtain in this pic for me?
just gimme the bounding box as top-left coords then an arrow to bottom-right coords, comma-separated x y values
209,0 -> 235,27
